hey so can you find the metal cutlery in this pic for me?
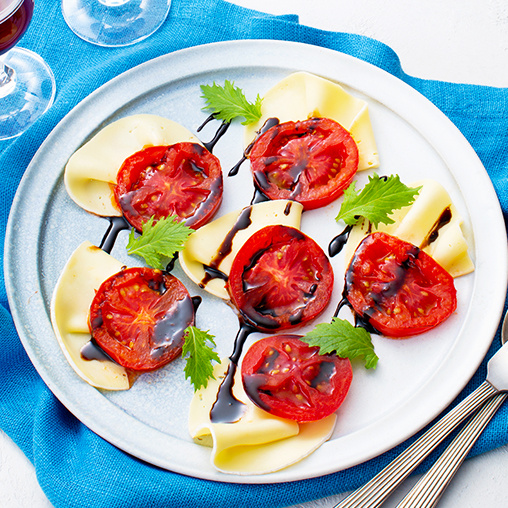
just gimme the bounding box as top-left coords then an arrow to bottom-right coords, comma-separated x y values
334,309 -> 508,508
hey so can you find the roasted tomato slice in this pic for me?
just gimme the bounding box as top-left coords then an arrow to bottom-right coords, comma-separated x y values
241,335 -> 352,423
344,232 -> 457,338
226,225 -> 333,331
89,267 -> 194,371
114,142 -> 223,231
249,117 -> 359,210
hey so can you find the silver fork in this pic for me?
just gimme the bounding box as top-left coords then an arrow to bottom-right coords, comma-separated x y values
393,312 -> 508,507
333,309 -> 508,508
394,392 -> 507,508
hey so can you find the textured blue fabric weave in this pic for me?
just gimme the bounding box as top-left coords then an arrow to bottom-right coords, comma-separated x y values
1,0 -> 507,506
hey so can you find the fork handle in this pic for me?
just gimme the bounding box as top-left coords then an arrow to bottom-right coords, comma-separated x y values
333,380 -> 499,508
395,392 -> 508,508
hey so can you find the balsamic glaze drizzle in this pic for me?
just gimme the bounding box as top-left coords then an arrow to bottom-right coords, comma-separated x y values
165,254 -> 178,273
197,113 -> 216,132
338,239 -> 423,335
209,322 -> 256,423
100,216 -> 130,254
196,114 -> 232,154
203,121 -> 230,153
422,207 -> 452,248
199,206 -> 253,289
229,117 -> 280,177
328,224 -> 353,257
81,338 -> 115,362
250,188 -> 269,205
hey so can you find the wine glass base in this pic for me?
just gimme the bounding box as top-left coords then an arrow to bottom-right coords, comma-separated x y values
62,0 -> 171,47
0,47 -> 56,141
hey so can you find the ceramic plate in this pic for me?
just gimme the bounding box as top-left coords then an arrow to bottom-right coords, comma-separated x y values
5,40 -> 507,483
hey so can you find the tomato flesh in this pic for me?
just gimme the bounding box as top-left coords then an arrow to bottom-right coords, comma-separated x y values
249,118 -> 359,210
227,225 -> 333,331
115,142 -> 223,231
89,267 -> 194,371
241,335 -> 352,422
344,232 -> 457,337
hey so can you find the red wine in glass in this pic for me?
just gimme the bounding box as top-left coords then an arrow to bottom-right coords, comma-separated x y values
0,0 -> 56,140
0,0 -> 34,54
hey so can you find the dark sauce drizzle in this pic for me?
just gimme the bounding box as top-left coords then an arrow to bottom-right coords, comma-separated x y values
81,338 -> 114,362
422,206 -> 452,248
251,188 -> 269,205
328,175 -> 391,257
203,121 -> 230,153
229,117 -> 280,177
328,224 -> 354,257
197,113 -> 216,131
80,267 -> 203,369
337,243 -> 422,334
199,206 -> 253,288
165,254 -> 178,273
191,296 -> 202,311
100,216 -> 131,254
334,296 -> 379,335
197,114 -> 231,154
210,322 -> 256,423
209,228 -> 318,423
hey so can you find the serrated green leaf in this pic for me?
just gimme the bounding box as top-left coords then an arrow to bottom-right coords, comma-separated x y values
126,215 -> 192,269
336,174 -> 421,227
301,318 -> 379,369
200,80 -> 262,125
182,326 -> 221,391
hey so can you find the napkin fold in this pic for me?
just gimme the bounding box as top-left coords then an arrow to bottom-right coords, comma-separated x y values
1,0 -> 508,507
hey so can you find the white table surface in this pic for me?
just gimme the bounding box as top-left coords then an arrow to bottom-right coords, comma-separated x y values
2,0 -> 508,506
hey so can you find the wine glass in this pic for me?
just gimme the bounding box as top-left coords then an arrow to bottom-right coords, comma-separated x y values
61,0 -> 171,47
0,0 -> 56,141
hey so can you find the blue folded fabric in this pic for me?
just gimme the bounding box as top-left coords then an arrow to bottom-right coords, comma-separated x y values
1,0 -> 507,506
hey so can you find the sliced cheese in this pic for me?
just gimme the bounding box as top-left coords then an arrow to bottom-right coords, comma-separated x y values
189,359 -> 336,475
244,71 -> 379,171
64,114 -> 200,217
344,179 -> 474,277
179,200 -> 304,299
50,241 -> 130,390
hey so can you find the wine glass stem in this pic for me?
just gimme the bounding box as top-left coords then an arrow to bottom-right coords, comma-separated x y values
0,58 -> 16,98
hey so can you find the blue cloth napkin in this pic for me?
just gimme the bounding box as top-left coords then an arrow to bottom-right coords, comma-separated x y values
1,0 -> 508,506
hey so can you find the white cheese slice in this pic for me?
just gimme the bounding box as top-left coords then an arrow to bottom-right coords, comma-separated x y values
50,241 -> 130,390
64,114 -> 200,217
244,71 -> 379,171
189,358 -> 336,475
179,199 -> 303,299
344,179 -> 474,277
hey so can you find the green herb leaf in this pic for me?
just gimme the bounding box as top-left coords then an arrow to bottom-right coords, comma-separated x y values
301,318 -> 378,369
336,174 -> 421,227
182,326 -> 221,391
200,80 -> 263,125
126,215 -> 192,269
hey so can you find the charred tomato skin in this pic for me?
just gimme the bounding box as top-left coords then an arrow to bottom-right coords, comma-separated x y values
249,117 -> 359,210
226,224 -> 334,332
344,232 -> 457,338
241,335 -> 353,423
114,142 -> 223,231
89,267 -> 194,371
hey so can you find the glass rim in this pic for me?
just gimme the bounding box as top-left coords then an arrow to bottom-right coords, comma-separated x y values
0,0 -> 25,24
